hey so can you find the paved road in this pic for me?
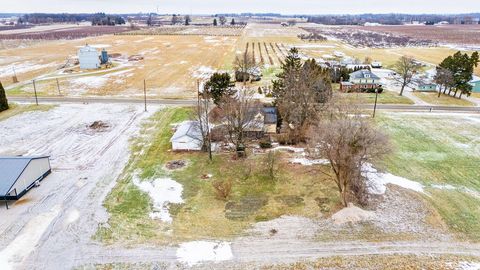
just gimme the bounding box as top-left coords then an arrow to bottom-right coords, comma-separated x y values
8,96 -> 198,106
9,96 -> 480,113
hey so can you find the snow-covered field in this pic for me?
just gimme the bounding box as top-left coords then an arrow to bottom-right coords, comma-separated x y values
0,103 -> 157,270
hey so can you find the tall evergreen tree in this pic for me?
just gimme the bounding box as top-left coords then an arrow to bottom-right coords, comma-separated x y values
204,73 -> 234,106
439,51 -> 479,98
0,81 -> 9,112
213,18 -> 218,26
272,48 -> 332,142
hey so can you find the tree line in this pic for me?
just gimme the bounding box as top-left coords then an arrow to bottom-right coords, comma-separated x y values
16,13 -> 126,26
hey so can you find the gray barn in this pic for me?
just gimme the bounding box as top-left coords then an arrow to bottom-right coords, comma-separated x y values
0,156 -> 51,208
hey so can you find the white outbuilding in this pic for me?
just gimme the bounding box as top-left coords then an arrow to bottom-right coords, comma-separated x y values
78,45 -> 100,69
170,121 -> 203,151
0,156 -> 51,208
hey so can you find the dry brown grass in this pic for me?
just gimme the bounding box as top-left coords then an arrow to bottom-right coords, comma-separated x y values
1,34 -> 238,98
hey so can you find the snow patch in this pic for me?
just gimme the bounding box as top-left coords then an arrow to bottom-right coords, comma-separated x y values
0,206 -> 61,270
176,241 -> 233,266
271,146 -> 305,153
290,157 -> 329,166
133,176 -> 184,223
71,76 -> 108,89
0,61 -> 57,77
363,163 -> 424,194
458,261 -> 480,270
192,66 -> 216,79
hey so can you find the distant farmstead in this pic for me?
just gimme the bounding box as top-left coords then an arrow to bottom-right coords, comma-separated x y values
340,69 -> 381,92
170,121 -> 203,151
0,156 -> 51,208
78,45 -> 100,69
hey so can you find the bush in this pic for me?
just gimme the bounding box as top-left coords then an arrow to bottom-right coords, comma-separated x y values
259,138 -> 272,149
212,180 -> 233,201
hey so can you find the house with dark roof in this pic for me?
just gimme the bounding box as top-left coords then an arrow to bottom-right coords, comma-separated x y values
170,121 -> 204,151
0,156 -> 51,208
340,69 -> 381,92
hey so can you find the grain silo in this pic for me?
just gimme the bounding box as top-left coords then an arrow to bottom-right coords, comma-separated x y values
78,45 -> 100,69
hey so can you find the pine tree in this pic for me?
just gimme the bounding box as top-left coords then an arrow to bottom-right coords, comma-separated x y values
213,18 -> 217,26
439,51 -> 479,98
0,81 -> 9,112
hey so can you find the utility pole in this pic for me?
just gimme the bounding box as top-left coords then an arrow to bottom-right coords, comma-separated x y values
143,79 -> 147,112
372,88 -> 379,118
32,80 -> 38,105
56,78 -> 61,96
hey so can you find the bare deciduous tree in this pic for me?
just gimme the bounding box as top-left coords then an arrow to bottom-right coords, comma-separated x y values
221,88 -> 262,153
219,16 -> 227,26
192,81 -> 213,160
234,52 -> 257,85
308,102 -> 391,206
393,56 -> 420,96
434,67 -> 454,98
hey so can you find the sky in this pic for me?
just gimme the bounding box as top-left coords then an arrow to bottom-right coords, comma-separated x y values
2,0 -> 480,15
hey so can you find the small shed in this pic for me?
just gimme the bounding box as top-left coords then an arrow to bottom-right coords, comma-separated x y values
170,121 -> 203,151
371,61 -> 382,68
417,83 -> 437,92
78,45 -> 100,69
0,156 -> 51,208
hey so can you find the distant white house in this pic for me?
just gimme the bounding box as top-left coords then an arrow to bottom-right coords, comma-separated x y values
170,121 -> 203,151
78,45 -> 100,69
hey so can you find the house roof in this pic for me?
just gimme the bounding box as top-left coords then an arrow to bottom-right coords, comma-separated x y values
78,45 -> 98,53
0,156 -> 49,196
349,69 -> 380,80
170,121 -> 203,142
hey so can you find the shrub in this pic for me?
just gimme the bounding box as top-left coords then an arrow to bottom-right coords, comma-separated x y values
259,138 -> 272,149
212,180 -> 233,201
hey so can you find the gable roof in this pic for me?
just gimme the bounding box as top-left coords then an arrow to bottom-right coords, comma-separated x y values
349,69 -> 380,80
0,156 -> 49,196
170,121 -> 203,142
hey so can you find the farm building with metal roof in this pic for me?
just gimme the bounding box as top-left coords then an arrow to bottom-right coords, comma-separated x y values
0,156 -> 51,208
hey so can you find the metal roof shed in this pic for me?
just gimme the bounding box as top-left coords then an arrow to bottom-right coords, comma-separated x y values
0,156 -> 51,209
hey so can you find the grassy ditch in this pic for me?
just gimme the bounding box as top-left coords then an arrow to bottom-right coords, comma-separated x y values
0,103 -> 54,121
377,112 -> 480,241
413,92 -> 475,106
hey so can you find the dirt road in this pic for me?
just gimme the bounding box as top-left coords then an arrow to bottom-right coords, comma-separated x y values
0,103 -> 157,270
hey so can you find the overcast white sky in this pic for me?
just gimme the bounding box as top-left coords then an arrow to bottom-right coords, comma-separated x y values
3,0 -> 480,15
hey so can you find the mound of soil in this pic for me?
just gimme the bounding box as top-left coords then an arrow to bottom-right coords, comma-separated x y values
128,55 -> 144,61
88,121 -> 110,130
331,203 -> 376,225
166,160 -> 187,170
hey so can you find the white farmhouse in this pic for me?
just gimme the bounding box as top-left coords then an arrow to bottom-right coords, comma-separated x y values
170,121 -> 203,151
78,45 -> 100,69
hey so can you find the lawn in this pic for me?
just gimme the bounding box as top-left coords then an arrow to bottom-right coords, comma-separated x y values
332,84 -> 414,105
413,92 -> 475,106
0,103 -> 54,121
97,107 -> 337,245
377,112 -> 480,240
